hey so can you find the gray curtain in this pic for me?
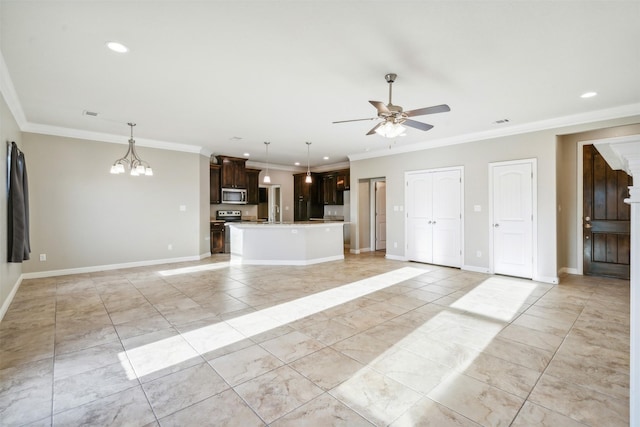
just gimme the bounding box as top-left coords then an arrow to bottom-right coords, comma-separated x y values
8,141 -> 30,262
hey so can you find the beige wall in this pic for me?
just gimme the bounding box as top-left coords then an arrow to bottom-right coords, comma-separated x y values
198,154 -> 211,255
350,116 -> 640,282
0,92 -> 23,317
556,122 -> 640,272
257,168 -> 296,223
22,133 -> 207,274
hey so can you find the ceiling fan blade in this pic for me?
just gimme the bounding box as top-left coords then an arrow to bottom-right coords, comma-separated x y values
332,117 -> 377,124
405,104 -> 450,117
366,122 -> 383,135
403,119 -> 434,132
369,100 -> 390,114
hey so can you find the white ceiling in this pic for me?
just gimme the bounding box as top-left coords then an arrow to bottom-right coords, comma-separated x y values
2,1 -> 640,168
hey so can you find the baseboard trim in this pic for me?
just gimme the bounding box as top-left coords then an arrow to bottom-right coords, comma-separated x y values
350,247 -> 371,254
461,265 -> 491,274
385,254 -> 407,261
559,267 -> 579,275
0,274 -> 23,321
229,254 -> 344,266
21,253 -> 211,280
533,275 -> 560,284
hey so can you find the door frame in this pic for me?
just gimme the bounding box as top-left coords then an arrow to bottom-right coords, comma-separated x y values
370,178 -> 386,252
404,166 -> 465,266
488,158 -> 538,278
576,140 -> 589,275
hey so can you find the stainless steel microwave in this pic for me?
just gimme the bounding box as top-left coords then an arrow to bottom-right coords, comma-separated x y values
221,188 -> 247,204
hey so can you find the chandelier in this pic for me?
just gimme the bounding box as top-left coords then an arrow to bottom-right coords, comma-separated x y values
110,122 -> 153,176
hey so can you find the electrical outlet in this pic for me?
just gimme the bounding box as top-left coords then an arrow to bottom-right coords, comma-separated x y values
168,244 -> 173,250
476,250 -> 482,258
39,254 -> 46,261
394,242 -> 398,248
179,205 -> 186,211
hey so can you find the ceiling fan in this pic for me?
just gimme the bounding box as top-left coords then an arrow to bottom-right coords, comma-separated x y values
333,73 -> 450,138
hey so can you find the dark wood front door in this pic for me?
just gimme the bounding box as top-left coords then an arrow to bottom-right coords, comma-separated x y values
583,144 -> 632,279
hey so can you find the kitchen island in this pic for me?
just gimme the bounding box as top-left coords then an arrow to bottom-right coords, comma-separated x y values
227,221 -> 345,265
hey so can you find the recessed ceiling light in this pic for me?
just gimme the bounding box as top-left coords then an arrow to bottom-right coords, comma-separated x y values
106,41 -> 129,53
294,162 -> 300,166
243,152 -> 250,157
581,91 -> 597,98
323,156 -> 329,160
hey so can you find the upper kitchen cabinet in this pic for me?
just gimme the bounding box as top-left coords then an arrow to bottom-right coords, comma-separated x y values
210,165 -> 221,204
246,168 -> 261,205
336,170 -> 350,191
322,173 -> 343,205
217,155 -> 247,188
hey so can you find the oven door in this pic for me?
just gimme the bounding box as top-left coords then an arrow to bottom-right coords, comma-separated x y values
221,188 -> 247,204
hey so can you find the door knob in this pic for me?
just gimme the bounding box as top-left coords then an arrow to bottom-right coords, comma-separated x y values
585,223 -> 592,229
494,223 -> 500,228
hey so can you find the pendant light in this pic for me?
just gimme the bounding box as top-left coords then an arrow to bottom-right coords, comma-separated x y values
305,141 -> 312,183
110,123 -> 153,176
263,141 -> 271,183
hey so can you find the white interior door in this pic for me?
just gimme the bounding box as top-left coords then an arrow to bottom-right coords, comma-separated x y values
432,170 -> 462,267
407,173 -> 434,263
406,169 -> 461,267
491,161 -> 533,278
375,181 -> 386,250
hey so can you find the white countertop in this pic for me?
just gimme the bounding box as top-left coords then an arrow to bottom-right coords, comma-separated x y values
228,221 -> 347,228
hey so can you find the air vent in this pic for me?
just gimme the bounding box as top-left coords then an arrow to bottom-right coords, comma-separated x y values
83,110 -> 98,117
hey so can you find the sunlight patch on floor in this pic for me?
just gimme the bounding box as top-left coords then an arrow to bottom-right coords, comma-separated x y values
331,276 -> 537,425
449,276 -> 538,322
119,266 -> 428,379
157,262 -> 230,276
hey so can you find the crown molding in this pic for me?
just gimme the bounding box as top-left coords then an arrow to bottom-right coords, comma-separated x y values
348,103 -> 640,162
245,160 -> 304,173
0,51 -> 27,128
23,122 -> 203,153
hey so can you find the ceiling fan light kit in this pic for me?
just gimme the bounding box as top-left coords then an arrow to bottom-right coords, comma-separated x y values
375,122 -> 406,138
333,73 -> 450,138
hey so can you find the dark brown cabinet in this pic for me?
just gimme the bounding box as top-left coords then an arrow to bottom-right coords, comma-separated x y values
246,168 -> 260,205
336,170 -> 349,191
210,165 -> 221,204
217,155 -> 247,189
293,173 -> 323,221
210,222 -> 225,254
322,173 -> 342,205
321,173 -> 344,205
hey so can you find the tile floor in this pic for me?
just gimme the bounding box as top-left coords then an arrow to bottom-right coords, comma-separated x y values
0,252 -> 630,426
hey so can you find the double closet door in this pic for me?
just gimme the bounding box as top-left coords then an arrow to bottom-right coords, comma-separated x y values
406,168 -> 462,268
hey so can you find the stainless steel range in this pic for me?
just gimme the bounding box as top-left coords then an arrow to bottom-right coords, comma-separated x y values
216,210 -> 242,222
216,210 -> 241,253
